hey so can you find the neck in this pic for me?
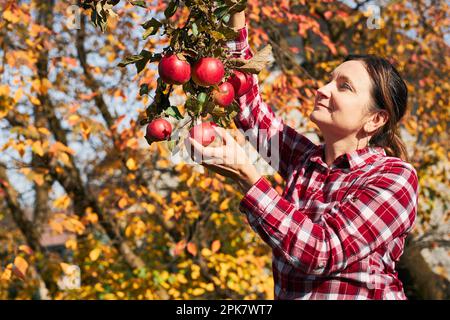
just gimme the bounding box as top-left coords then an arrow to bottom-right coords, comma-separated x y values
323,136 -> 368,167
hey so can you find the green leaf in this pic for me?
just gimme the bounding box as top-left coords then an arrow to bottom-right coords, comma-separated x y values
197,92 -> 208,105
218,25 -> 238,40
229,0 -> 248,14
118,50 -> 157,74
141,18 -> 162,39
139,83 -> 150,96
185,96 -> 201,113
222,14 -> 231,23
210,31 -> 226,41
165,106 -> 184,120
164,0 -> 179,18
118,54 -> 146,67
192,22 -> 198,37
214,5 -> 229,20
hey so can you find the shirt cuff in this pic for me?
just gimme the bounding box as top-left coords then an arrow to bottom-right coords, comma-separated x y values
239,176 -> 279,217
233,23 -> 248,41
225,23 -> 251,57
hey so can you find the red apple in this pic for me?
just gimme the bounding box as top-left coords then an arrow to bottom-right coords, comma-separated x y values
229,70 -> 253,97
189,122 -> 217,147
192,58 -> 225,87
212,82 -> 235,107
158,54 -> 191,85
146,118 -> 172,142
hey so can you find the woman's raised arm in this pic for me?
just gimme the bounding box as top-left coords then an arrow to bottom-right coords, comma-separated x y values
226,11 -> 318,180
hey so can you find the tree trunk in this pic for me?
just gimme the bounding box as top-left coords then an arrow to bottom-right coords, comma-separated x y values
398,238 -> 450,300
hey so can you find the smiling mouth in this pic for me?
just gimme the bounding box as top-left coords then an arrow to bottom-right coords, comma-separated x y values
315,102 -> 330,110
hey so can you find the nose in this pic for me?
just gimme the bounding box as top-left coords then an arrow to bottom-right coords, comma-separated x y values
316,84 -> 331,99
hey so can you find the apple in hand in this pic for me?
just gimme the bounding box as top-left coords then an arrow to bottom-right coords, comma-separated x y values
189,122 -> 217,147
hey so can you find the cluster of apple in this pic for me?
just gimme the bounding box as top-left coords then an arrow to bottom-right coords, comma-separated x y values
145,53 -> 252,147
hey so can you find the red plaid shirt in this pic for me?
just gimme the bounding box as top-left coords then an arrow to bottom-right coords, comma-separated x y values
226,25 -> 419,300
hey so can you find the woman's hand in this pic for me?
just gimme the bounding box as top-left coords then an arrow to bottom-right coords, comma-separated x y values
184,126 -> 261,194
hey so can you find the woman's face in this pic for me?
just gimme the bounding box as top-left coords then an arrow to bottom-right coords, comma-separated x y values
310,60 -> 374,140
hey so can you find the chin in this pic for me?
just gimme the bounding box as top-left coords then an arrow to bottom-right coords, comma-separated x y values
309,111 -> 325,126
309,112 -> 332,133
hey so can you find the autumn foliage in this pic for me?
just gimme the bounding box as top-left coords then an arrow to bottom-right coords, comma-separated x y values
0,0 -> 448,299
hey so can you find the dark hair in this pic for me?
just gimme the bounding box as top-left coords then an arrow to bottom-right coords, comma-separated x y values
344,54 -> 409,161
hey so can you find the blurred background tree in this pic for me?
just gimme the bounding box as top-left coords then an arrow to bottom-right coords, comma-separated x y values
0,0 -> 448,299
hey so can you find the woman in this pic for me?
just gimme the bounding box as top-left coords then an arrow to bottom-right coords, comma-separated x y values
186,10 -> 419,300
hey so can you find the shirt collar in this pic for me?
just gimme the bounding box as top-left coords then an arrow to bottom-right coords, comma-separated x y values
309,144 -> 386,171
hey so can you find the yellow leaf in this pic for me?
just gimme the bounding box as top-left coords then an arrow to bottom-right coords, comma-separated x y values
60,262 -> 71,274
80,121 -> 91,140
126,158 -> 137,171
118,197 -> 128,209
142,203 -> 156,214
65,238 -> 78,250
63,218 -> 85,235
103,293 -> 116,300
29,95 -> 41,105
2,9 -> 20,23
41,78 -> 52,94
31,79 -> 41,93
219,198 -> 230,211
211,240 -> 221,253
14,88 -> 23,103
0,85 -> 10,96
211,192 -> 220,203
176,274 -> 188,284
33,173 -> 45,186
53,195 -> 71,209
186,174 -> 196,187
201,248 -> 212,257
89,248 -> 101,261
68,114 -> 79,126
49,220 -> 64,234
1,268 -> 12,281
13,141 -> 26,158
32,141 -> 45,157
204,283 -> 215,292
164,207 -> 175,221
58,152 -> 72,167
19,245 -> 33,255
125,225 -> 133,237
84,208 -> 98,224
192,288 -> 205,296
13,256 -> 28,279
191,264 -> 200,280
38,127 -> 51,136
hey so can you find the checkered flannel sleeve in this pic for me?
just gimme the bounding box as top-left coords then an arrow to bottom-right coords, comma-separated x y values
239,162 -> 419,275
226,25 -> 317,180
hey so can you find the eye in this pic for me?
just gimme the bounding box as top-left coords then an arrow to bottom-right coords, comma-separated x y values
339,82 -> 352,90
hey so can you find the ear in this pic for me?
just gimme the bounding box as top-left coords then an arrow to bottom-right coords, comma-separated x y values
364,110 -> 389,134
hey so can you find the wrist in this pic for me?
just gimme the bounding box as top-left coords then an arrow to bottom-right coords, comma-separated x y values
229,11 -> 246,30
238,165 -> 261,193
